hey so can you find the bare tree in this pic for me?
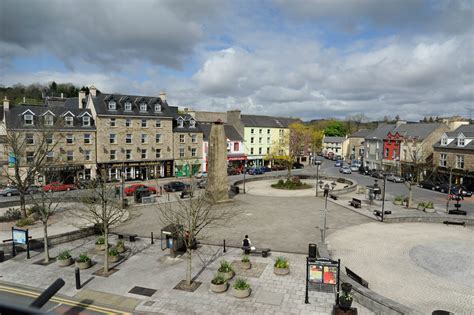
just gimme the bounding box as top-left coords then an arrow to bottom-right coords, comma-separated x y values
78,170 -> 126,274
157,179 -> 239,288
0,121 -> 62,218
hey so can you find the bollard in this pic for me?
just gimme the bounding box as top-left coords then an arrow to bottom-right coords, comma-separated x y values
167,193 -> 170,201
30,278 -> 65,308
151,232 -> 154,244
75,267 -> 81,290
223,239 -> 226,253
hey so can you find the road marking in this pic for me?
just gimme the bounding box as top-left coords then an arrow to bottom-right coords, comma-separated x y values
0,285 -> 131,314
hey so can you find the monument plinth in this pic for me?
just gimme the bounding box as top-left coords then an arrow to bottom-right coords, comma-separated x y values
207,120 -> 230,203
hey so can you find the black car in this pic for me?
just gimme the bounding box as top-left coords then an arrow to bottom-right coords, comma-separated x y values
163,181 -> 189,192
292,162 -> 304,169
0,186 -> 39,197
419,180 -> 440,191
370,170 -> 384,179
359,166 -> 370,175
451,185 -> 472,197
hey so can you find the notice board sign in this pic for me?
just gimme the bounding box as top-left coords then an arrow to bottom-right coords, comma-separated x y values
308,259 -> 339,285
12,228 -> 27,245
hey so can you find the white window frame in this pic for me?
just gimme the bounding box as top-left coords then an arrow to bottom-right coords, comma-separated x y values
191,134 -> 197,143
179,148 -> 185,158
441,137 -> 448,146
155,148 -> 161,159
456,155 -> 464,169
24,114 -> 34,126
155,134 -> 161,143
110,118 -> 116,127
124,102 -> 132,111
179,134 -> 185,143
109,134 -> 117,144
82,116 -> 90,127
46,151 -> 54,162
126,149 -> 132,160
66,134 -> 74,144
125,118 -> 132,127
189,119 -> 196,128
191,148 -> 197,157
25,134 -> 34,145
84,150 -> 91,161
439,153 -> 447,167
141,134 -> 148,144
458,136 -> 465,146
45,115 -> 54,126
140,103 -> 147,112
154,104 -> 161,112
126,134 -> 132,144
84,134 -> 91,144
141,149 -> 147,159
46,135 -> 54,144
65,116 -> 74,126
141,119 -> 147,128
155,120 -> 162,128
66,150 -> 74,161
110,150 -> 116,160
26,151 -> 35,163
108,101 -> 116,110
177,118 -> 184,128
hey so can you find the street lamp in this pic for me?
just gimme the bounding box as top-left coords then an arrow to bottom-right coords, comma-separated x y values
319,181 -> 336,243
314,160 -> 322,197
243,162 -> 247,194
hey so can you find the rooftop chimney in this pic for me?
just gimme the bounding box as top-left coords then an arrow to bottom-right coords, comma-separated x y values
78,90 -> 86,109
23,96 -> 26,103
396,120 -> 407,128
159,91 -> 166,101
3,96 -> 10,111
90,85 -> 97,97
61,92 -> 64,98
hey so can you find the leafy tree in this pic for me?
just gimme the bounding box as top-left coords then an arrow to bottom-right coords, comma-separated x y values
324,121 -> 346,137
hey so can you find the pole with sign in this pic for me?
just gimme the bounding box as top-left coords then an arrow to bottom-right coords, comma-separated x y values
11,227 -> 30,259
305,256 -> 340,304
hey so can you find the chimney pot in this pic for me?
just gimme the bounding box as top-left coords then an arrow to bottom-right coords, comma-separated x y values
90,85 -> 97,97
159,91 -> 166,101
3,96 -> 10,111
23,96 -> 26,103
78,90 -> 86,109
61,92 -> 64,98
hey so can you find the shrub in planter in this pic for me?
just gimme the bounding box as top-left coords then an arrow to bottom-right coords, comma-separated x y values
217,260 -> 234,281
274,256 -> 289,275
393,195 -> 403,205
417,202 -> 426,211
57,250 -> 73,267
210,274 -> 228,293
16,217 -> 36,227
95,236 -> 107,251
241,256 -> 251,269
338,292 -> 353,309
108,247 -> 121,263
75,253 -> 92,269
424,201 -> 435,213
116,240 -> 125,253
232,278 -> 251,298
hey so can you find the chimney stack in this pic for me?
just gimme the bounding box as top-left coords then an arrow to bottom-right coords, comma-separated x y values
78,90 -> 86,109
61,92 -> 64,98
3,96 -> 10,111
23,96 -> 26,103
90,85 -> 97,97
159,91 -> 166,101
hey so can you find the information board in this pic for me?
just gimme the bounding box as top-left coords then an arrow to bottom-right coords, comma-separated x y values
308,259 -> 339,285
12,228 -> 27,245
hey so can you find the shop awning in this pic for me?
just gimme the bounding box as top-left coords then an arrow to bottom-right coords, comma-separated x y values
227,155 -> 247,161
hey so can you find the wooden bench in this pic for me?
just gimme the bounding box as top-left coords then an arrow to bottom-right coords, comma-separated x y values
329,194 -> 338,200
448,210 -> 466,216
242,246 -> 271,257
443,221 -> 465,226
117,233 -> 138,242
349,198 -> 362,208
346,267 -> 369,288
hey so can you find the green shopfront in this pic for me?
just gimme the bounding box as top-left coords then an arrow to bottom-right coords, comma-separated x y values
174,159 -> 201,177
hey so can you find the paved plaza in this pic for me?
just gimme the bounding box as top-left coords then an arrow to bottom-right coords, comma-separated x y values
327,222 -> 474,314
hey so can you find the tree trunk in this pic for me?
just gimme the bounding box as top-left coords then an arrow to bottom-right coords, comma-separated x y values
43,222 -> 49,263
186,248 -> 192,286
103,226 -> 109,274
20,193 -> 27,218
407,184 -> 413,208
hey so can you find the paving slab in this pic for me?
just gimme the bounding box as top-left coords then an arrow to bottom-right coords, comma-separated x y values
255,290 -> 284,306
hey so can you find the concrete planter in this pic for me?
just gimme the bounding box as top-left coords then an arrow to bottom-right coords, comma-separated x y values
241,261 -> 251,269
95,243 -> 107,251
232,287 -> 251,298
57,257 -> 73,267
424,207 -> 435,213
274,266 -> 290,275
108,255 -> 121,263
116,246 -> 126,254
75,259 -> 92,270
417,205 -> 425,211
218,271 -> 234,281
393,200 -> 403,205
210,282 -> 228,293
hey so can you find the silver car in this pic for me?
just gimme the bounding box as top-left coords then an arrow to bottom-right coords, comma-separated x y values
339,166 -> 352,174
386,174 -> 404,183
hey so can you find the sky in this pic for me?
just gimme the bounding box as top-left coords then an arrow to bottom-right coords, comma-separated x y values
0,0 -> 473,121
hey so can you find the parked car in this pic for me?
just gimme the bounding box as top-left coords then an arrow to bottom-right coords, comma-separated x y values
271,165 -> 286,171
292,162 -> 304,169
163,181 -> 189,192
334,160 -> 343,167
42,182 -> 76,192
261,166 -> 272,172
350,165 -> 359,172
124,184 -> 157,196
386,174 -> 405,183
194,172 -> 208,179
0,186 -> 39,197
370,170 -> 385,179
248,167 -> 264,175
419,180 -> 440,191
227,168 -> 240,176
339,166 -> 351,174
437,183 -> 454,193
359,166 -> 371,175
451,185 -> 472,197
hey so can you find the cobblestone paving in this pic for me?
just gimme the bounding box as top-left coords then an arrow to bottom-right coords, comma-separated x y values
327,222 -> 474,314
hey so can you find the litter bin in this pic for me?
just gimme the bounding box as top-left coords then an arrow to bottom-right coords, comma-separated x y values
161,224 -> 185,257
134,187 -> 151,203
233,186 -> 240,194
308,244 -> 317,258
0,250 -> 4,262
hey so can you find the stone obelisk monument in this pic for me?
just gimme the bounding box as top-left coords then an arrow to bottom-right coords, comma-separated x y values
207,120 -> 230,202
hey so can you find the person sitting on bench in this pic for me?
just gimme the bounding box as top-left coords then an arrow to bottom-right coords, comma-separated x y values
242,235 -> 255,252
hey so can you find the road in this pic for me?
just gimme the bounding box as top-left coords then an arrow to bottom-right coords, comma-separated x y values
0,282 -> 131,314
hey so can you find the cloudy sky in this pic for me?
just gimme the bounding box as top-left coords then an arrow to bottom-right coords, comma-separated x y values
0,0 -> 473,121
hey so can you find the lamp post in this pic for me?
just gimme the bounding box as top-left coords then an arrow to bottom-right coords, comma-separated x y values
319,181 -> 336,243
243,162 -> 247,194
315,160 -> 321,197
381,174 -> 387,222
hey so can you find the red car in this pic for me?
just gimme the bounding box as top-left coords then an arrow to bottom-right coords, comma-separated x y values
42,182 -> 76,192
124,184 -> 157,196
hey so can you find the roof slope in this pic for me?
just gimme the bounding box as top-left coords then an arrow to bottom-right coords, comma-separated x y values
241,115 -> 300,128
349,129 -> 371,138
394,123 -> 445,140
324,136 -> 345,143
200,123 -> 243,141
365,124 -> 396,140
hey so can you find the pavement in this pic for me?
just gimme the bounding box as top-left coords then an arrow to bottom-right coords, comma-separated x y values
0,235 -> 374,315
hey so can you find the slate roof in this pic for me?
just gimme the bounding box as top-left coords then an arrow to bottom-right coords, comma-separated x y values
0,105 -> 3,122
392,123 -> 445,140
4,103 -> 95,130
446,124 -> 474,138
349,129 -> 371,138
199,123 -> 243,142
173,114 -> 203,133
241,115 -> 300,128
434,124 -> 474,151
90,93 -> 178,117
365,124 -> 396,140
324,136 -> 345,143
192,111 -> 228,123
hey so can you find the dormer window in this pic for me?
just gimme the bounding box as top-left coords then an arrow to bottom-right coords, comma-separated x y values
24,114 -> 34,126
441,136 -> 448,146
124,101 -> 132,111
108,101 -> 116,110
82,116 -> 91,127
140,103 -> 147,112
45,115 -> 54,126
458,135 -> 465,147
177,118 -> 184,128
65,116 -> 74,127
189,119 -> 196,128
154,104 -> 161,112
